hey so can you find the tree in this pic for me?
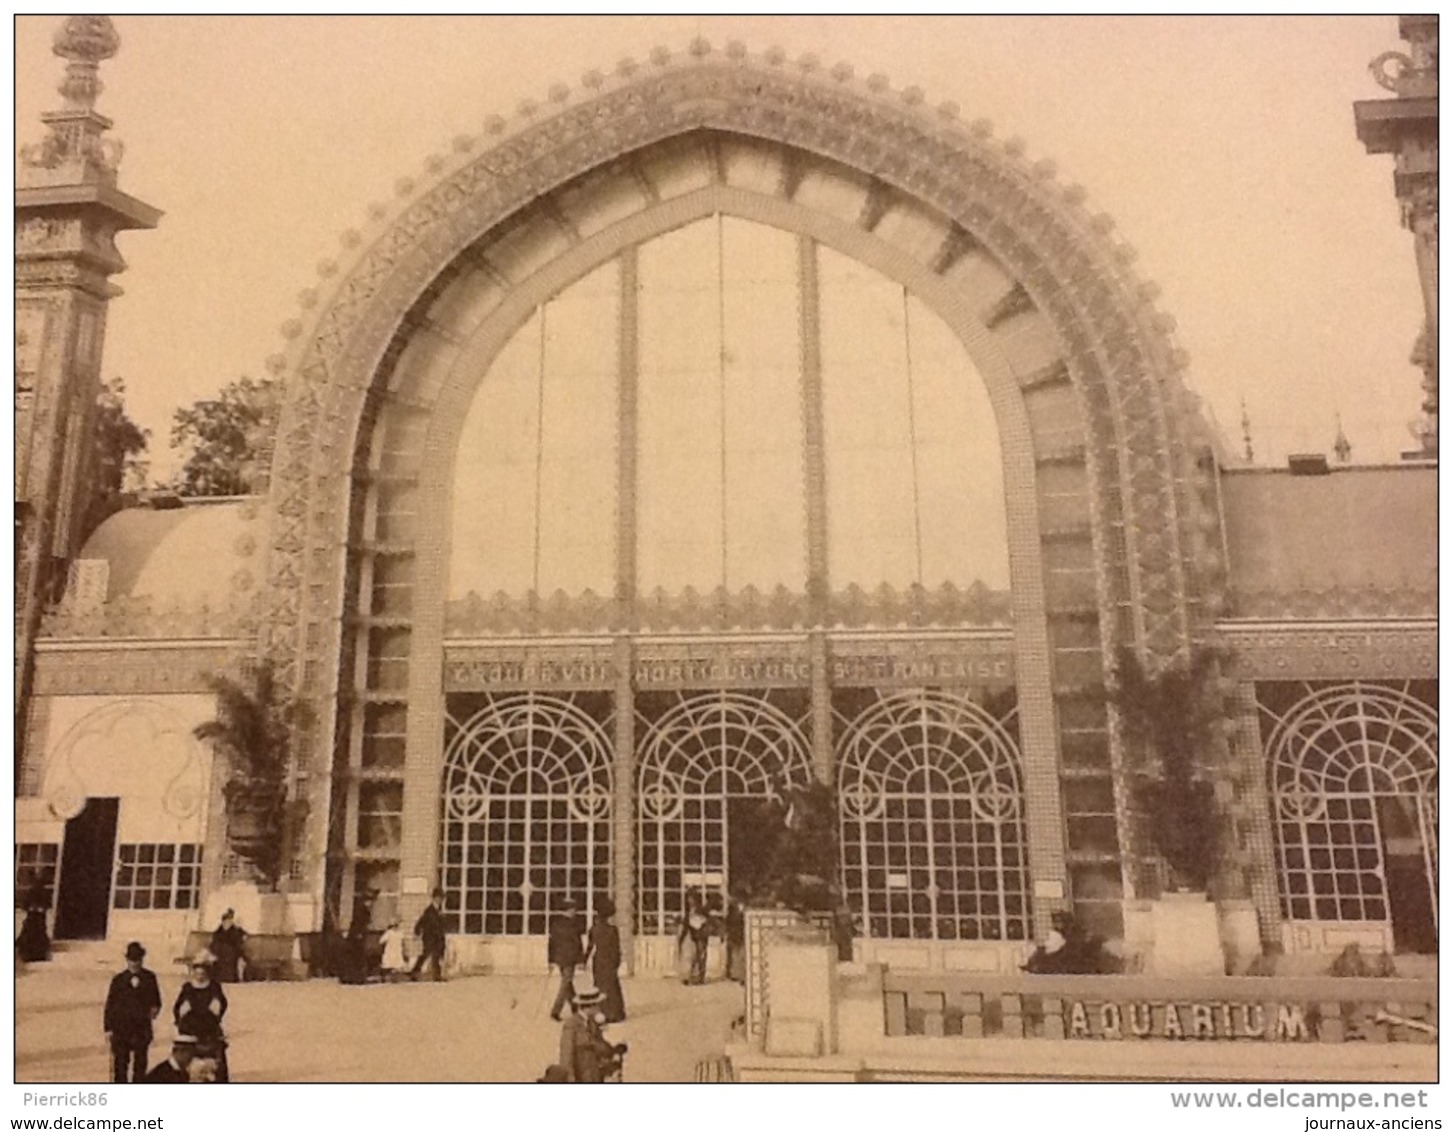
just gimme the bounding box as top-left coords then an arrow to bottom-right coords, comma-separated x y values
1106,646 -> 1226,892
193,662 -> 310,891
81,377 -> 149,539
170,376 -> 278,497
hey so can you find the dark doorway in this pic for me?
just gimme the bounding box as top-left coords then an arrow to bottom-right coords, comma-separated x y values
55,797 -> 119,940
1377,796 -> 1437,955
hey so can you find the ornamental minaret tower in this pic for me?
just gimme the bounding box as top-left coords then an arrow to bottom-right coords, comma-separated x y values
15,16 -> 161,774
1355,15 -> 1438,459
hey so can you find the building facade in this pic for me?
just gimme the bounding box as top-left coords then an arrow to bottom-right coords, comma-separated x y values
16,24 -> 1436,973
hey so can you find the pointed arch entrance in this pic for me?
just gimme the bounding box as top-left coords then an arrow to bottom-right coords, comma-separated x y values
260,47 -> 1209,965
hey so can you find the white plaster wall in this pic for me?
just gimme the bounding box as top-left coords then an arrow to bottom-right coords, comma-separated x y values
35,694 -> 216,846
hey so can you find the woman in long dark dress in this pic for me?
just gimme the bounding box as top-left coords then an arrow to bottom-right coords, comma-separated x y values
209,909 -> 246,983
16,903 -> 50,963
584,897 -> 625,1023
174,953 -> 230,1082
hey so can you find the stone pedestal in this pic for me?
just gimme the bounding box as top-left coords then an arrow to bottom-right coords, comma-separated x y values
1216,898 -> 1263,974
284,892 -> 318,936
1148,892 -> 1224,976
764,928 -> 838,1057
203,883 -> 288,936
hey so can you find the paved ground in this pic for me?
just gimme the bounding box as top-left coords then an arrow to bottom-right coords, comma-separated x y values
16,963 -> 744,1083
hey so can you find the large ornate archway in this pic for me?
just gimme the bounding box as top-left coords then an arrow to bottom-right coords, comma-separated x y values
257,45 -> 1214,941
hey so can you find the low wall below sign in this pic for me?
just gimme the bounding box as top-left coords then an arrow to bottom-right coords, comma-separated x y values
876,971 -> 1437,1045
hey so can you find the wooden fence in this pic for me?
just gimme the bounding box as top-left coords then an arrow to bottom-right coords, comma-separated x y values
880,970 -> 1437,1044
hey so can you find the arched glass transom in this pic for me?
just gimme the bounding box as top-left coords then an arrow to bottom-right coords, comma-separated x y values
837,689 -> 1029,942
1264,681 -> 1437,936
636,691 -> 812,934
441,693 -> 614,934
445,213 -> 1009,610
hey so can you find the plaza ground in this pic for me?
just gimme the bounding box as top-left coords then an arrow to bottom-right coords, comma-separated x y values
16,960 -> 742,1083
16,957 -> 1437,1084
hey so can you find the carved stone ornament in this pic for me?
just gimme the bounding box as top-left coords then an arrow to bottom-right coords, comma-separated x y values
16,217 -> 72,253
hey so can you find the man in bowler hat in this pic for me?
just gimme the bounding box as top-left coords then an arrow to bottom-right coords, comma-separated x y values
547,895 -> 585,1021
104,942 -> 162,1082
410,888 -> 448,982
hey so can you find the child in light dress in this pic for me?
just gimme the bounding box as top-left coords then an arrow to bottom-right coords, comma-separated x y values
379,920 -> 408,982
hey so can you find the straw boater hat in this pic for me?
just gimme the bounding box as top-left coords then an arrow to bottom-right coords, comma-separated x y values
575,989 -> 605,1009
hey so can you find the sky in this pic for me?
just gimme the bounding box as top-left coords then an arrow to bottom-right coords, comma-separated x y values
14,15 -> 1427,479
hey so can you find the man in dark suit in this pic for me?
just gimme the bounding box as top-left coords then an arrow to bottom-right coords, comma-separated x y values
410,888 -> 447,982
547,895 -> 585,1021
104,942 -> 162,1082
142,1035 -> 197,1083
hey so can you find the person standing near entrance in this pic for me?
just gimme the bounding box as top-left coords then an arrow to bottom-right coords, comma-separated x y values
103,941 -> 161,1082
410,888 -> 447,982
547,895 -> 585,1021
678,890 -> 712,986
584,896 -> 625,1023
209,909 -> 247,983
16,897 -> 50,963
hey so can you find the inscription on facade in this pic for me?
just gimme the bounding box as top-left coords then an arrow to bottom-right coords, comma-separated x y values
1066,1001 -> 1309,1041
444,643 -> 1018,691
1224,626 -> 1437,680
443,655 -> 813,691
444,658 -> 616,690
634,657 -> 811,688
832,654 -> 1013,685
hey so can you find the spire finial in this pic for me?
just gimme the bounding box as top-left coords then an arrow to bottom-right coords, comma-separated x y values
52,16 -> 120,112
19,16 -> 124,183
1333,413 -> 1352,464
1240,397 -> 1254,464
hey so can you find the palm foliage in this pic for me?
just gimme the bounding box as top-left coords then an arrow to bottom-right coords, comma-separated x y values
193,661 -> 309,890
1107,645 -> 1226,892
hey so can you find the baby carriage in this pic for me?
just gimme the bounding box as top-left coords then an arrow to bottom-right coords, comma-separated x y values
539,989 -> 628,1083
599,1037 -> 628,1083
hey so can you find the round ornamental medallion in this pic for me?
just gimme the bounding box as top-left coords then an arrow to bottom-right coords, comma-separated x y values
48,784 -> 85,821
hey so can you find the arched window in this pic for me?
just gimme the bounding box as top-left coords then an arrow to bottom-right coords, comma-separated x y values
636,691 -> 812,935
1264,681 -> 1437,943
445,212 -> 1010,613
837,690 -> 1029,942
441,693 -> 613,935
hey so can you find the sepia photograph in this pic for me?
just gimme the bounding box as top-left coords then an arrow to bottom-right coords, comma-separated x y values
11,13 -> 1437,1101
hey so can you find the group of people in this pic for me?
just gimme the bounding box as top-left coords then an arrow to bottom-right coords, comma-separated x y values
1020,910 -> 1121,975
546,895 -> 625,1023
543,896 -> 628,1082
676,891 -> 746,986
338,887 -> 448,984
103,941 -> 229,1084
